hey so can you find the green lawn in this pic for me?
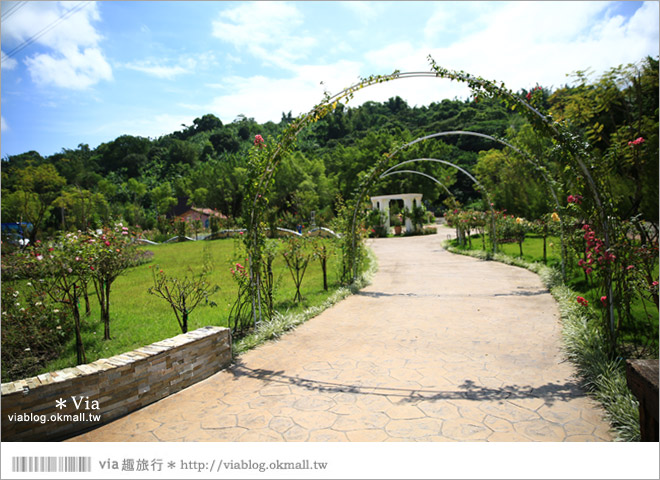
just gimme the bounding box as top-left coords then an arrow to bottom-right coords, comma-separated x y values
43,237 -> 348,372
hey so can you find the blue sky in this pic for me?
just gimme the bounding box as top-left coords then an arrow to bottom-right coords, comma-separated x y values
1,1 -> 658,158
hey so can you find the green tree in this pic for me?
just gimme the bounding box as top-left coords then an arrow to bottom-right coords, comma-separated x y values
210,130 -> 240,154
193,113 -> 223,133
150,182 -> 177,215
4,164 -> 66,244
53,187 -> 110,231
191,187 -> 209,207
97,135 -> 151,177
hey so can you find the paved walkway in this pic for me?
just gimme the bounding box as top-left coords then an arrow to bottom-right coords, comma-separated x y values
70,226 -> 612,442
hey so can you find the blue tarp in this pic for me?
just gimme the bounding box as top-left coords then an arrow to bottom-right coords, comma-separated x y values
1,222 -> 32,235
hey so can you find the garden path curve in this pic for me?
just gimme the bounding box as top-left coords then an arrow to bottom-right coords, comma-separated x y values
70,225 -> 612,442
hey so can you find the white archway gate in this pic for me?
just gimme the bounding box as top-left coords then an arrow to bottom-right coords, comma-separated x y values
370,193 -> 423,232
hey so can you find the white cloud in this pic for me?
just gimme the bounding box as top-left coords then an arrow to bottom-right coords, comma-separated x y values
124,59 -> 194,79
2,1 -> 112,89
26,46 -> 112,89
92,113 -> 197,141
210,1 -> 659,123
339,1 -> 384,22
423,2 -> 496,41
205,59 -> 363,124
363,1 -> 659,99
123,52 -> 218,79
1,52 -> 18,70
1,116 -> 8,132
212,1 -> 316,69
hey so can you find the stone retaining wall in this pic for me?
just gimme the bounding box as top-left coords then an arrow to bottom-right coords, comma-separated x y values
1,326 -> 231,441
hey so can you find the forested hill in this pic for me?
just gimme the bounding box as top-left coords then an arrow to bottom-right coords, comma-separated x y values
2,56 -> 657,242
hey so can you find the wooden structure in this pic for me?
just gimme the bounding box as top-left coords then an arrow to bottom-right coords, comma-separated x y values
625,359 -> 659,441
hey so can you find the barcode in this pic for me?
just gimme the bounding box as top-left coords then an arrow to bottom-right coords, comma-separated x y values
12,456 -> 91,473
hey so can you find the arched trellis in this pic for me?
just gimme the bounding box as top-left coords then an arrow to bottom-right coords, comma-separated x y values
379,169 -> 458,208
379,130 -> 568,280
372,157 -> 497,263
241,59 -> 613,332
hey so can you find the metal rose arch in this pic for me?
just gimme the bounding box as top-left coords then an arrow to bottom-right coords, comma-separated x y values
379,169 -> 458,208
240,57 -> 612,331
375,130 -> 568,280
377,156 -> 498,248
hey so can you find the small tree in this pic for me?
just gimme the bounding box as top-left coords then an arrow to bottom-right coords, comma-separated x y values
148,266 -> 218,333
86,224 -> 138,340
531,213 -> 561,264
6,234 -> 91,364
512,217 -> 530,257
157,215 -> 171,237
191,219 -> 203,240
410,205 -> 427,233
228,260 -> 252,334
281,237 -> 311,303
311,236 -> 332,291
209,215 -> 221,235
175,218 -> 187,240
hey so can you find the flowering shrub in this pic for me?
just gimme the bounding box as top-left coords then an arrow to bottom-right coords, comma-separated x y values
445,209 -> 488,248
366,209 -> 388,238
391,213 -> 403,228
490,212 -> 530,255
530,213 -> 562,264
84,224 -> 138,340
228,256 -> 253,335
1,283 -> 69,382
577,224 -> 615,276
4,232 -> 92,365
526,85 -> 543,102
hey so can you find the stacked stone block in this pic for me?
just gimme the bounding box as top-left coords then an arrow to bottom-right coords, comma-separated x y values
1,326 -> 231,441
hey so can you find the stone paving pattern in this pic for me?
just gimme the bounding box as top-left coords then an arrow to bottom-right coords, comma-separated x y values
70,226 -> 612,442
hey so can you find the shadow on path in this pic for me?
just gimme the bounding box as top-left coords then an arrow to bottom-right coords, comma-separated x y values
357,289 -> 550,299
229,362 -> 584,408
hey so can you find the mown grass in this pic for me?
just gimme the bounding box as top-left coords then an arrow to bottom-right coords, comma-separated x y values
42,237 -> 354,373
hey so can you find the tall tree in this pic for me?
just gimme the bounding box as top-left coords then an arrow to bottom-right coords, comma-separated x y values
4,164 -> 66,244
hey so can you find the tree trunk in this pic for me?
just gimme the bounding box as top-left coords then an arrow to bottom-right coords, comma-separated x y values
84,284 -> 91,316
322,257 -> 328,291
103,281 -> 112,340
72,289 -> 86,364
